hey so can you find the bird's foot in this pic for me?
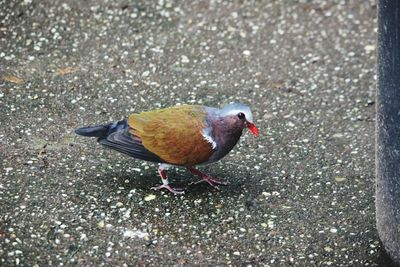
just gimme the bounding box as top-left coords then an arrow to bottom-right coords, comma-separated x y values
154,165 -> 185,195
194,176 -> 229,189
151,184 -> 185,195
186,166 -> 229,189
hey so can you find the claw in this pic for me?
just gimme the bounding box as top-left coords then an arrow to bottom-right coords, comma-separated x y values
194,176 -> 229,188
193,176 -> 228,189
151,184 -> 185,195
154,164 -> 185,195
186,166 -> 228,189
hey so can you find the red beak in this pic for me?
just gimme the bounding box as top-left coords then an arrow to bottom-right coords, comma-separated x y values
246,122 -> 259,136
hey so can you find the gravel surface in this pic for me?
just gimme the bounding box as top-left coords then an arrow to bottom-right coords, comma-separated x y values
1,0 -> 382,266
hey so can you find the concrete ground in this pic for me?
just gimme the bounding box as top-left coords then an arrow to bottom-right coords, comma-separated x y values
0,0 -> 384,266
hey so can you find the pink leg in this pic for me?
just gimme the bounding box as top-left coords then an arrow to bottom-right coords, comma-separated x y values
186,166 -> 229,189
151,165 -> 185,195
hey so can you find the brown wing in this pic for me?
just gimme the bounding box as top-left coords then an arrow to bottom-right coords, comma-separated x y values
127,105 -> 214,166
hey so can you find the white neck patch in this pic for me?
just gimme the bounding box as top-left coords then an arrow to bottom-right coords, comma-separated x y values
202,127 -> 217,149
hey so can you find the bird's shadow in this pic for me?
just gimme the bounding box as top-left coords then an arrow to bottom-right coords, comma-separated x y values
99,165 -> 247,197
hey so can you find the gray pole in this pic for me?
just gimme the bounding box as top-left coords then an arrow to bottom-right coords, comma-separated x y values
376,0 -> 400,264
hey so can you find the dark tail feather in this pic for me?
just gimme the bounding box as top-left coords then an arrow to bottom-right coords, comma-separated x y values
75,125 -> 110,138
75,120 -> 127,138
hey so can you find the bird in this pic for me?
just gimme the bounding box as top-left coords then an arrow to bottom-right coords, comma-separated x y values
75,103 -> 259,194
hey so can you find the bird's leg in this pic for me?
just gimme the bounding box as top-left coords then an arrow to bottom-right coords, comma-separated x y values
186,166 -> 229,188
151,164 -> 185,195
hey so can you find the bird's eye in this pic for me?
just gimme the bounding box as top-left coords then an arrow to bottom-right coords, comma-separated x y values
237,112 -> 246,120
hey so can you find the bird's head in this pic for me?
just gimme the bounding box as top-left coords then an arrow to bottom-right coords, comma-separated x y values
219,103 -> 259,136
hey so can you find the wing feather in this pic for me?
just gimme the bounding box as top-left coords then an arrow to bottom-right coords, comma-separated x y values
128,105 -> 214,165
98,129 -> 164,163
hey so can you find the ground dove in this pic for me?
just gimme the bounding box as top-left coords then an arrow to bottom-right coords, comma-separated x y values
75,103 -> 258,194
